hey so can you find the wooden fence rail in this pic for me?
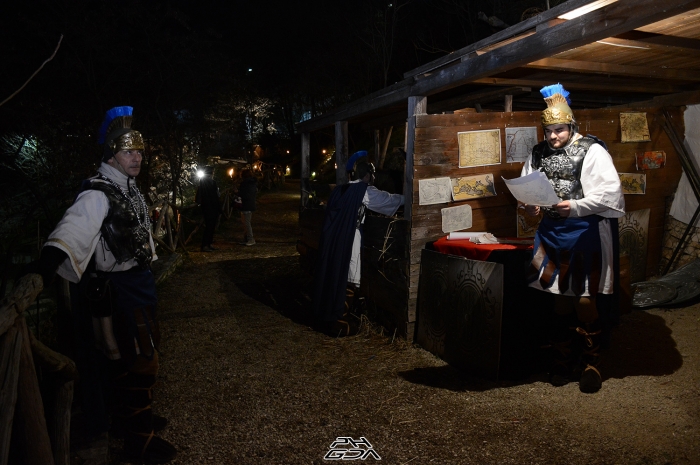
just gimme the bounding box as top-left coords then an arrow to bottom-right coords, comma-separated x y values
0,274 -> 78,465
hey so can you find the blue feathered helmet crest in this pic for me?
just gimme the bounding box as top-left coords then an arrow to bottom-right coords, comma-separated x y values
540,83 -> 574,127
346,150 -> 368,172
98,106 -> 144,160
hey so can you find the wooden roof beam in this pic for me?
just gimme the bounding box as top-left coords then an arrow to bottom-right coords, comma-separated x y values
525,57 -> 700,81
428,86 -> 531,114
411,0 -> 700,97
297,0 -> 700,133
296,79 -> 414,133
359,86 -> 532,130
605,30 -> 700,53
403,0 -> 606,79
471,77 -> 685,94
608,88 -> 700,108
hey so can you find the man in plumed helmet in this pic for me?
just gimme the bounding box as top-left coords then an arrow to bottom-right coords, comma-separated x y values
32,106 -> 177,462
521,85 -> 625,393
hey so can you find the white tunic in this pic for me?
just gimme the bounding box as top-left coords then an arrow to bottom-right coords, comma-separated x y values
44,163 -> 158,284
521,134 -> 625,295
347,181 -> 405,285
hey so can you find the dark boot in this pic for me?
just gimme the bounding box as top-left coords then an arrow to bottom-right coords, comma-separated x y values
115,373 -> 177,463
545,338 -> 575,386
544,307 -> 577,387
575,324 -> 603,393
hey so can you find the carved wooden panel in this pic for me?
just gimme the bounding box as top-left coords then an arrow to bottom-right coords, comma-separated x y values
416,249 -> 503,379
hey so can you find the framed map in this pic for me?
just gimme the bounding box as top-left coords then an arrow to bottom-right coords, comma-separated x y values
458,129 -> 501,167
418,177 -> 453,205
505,127 -> 538,163
620,112 -> 651,142
619,173 -> 646,194
441,204 -> 473,233
636,151 -> 666,170
451,173 -> 497,201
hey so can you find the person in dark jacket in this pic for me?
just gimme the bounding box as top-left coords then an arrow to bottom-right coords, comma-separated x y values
238,169 -> 257,246
195,165 -> 221,252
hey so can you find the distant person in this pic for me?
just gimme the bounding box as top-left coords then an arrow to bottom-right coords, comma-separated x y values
238,168 -> 257,246
521,84 -> 625,393
196,165 -> 221,252
313,160 -> 404,336
31,106 -> 176,462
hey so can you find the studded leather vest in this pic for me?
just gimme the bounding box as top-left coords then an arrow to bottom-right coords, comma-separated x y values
86,180 -> 153,267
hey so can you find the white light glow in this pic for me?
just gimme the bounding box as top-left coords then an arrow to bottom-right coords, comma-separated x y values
196,170 -> 204,178
557,0 -> 617,20
595,40 -> 650,50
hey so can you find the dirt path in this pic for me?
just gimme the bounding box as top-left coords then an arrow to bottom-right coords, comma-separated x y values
124,181 -> 700,464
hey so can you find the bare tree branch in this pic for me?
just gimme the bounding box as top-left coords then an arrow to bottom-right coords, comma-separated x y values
0,34 -> 64,108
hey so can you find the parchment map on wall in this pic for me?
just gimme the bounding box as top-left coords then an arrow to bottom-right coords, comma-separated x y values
451,173 -> 497,201
505,127 -> 538,163
619,208 -> 650,284
418,177 -> 453,205
620,112 -> 651,142
619,173 -> 646,194
517,207 -> 543,238
458,129 -> 501,167
636,151 -> 666,170
441,204 -> 473,233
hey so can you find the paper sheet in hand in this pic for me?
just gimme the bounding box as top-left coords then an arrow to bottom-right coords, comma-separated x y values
502,171 -> 561,206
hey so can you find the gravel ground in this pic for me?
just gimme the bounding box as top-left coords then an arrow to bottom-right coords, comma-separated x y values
107,181 -> 699,464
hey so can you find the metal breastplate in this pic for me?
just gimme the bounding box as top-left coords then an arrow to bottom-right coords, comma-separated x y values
87,181 -> 153,267
532,137 -> 595,201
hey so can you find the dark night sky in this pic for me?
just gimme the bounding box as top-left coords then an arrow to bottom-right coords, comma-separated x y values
0,0 -> 553,140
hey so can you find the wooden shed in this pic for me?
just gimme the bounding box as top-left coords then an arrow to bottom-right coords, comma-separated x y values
296,0 -> 700,345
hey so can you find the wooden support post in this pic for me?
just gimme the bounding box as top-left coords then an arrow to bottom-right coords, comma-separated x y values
14,317 -> 55,465
335,121 -> 348,185
505,94 -> 513,112
378,127 -> 393,170
374,129 -> 380,166
0,326 -> 21,465
404,96 -> 427,221
301,132 -> 310,209
404,95 -> 427,341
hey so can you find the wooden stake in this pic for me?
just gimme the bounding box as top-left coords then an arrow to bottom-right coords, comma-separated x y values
14,317 -> 55,465
48,376 -> 73,465
0,326 -> 21,465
